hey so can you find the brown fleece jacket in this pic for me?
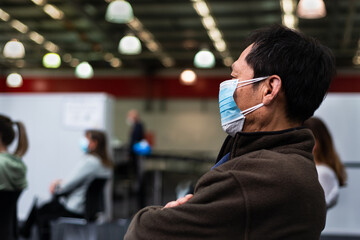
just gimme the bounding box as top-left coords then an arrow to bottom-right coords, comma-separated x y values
124,128 -> 326,240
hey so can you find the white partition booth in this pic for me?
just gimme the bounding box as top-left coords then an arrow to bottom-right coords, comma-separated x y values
0,93 -> 114,220
315,93 -> 360,236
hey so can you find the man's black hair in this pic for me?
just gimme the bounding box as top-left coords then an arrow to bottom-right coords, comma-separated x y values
245,24 -> 336,123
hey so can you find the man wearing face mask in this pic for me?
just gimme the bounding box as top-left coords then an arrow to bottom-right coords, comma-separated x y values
124,25 -> 335,240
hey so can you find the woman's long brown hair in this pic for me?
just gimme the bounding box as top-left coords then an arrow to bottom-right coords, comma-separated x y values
86,129 -> 113,168
0,114 -> 29,157
304,117 -> 347,186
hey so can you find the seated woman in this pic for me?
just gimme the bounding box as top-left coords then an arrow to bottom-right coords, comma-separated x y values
0,114 -> 28,191
304,117 -> 347,208
20,129 -> 113,240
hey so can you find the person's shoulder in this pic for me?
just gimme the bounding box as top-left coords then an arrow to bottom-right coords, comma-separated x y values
316,164 -> 337,178
0,153 -> 25,167
83,154 -> 101,166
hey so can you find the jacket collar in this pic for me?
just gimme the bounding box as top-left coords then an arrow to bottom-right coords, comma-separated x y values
216,127 -> 315,163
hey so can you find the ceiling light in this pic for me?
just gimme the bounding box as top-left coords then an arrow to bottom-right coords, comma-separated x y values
110,58 -> 122,68
223,57 -> 233,67
44,41 -> 59,52
282,14 -> 298,29
43,4 -> 64,20
119,35 -> 142,55
104,53 -> 114,62
180,69 -> 197,85
31,0 -> 46,6
43,53 -> 61,68
3,39 -> 25,59
29,31 -> 44,44
106,0 -> 134,24
70,58 -> 80,67
127,17 -> 143,31
161,56 -> 175,68
201,16 -> 216,30
296,0 -> 326,19
0,8 -> 10,21
10,20 -> 28,33
194,49 -> 215,68
193,1 -> 210,17
353,55 -> 360,65
146,42 -> 160,52
62,53 -> 72,63
280,0 -> 296,14
208,29 -> 222,42
138,31 -> 153,42
214,40 -> 227,52
6,73 -> 23,88
75,62 -> 94,79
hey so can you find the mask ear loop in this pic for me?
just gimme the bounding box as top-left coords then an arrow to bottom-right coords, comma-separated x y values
242,103 -> 264,116
236,76 -> 269,88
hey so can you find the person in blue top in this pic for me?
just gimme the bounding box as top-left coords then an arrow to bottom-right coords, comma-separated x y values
20,129 -> 112,240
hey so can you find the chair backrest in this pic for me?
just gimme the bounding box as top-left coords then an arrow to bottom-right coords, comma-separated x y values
0,190 -> 22,240
84,178 -> 108,222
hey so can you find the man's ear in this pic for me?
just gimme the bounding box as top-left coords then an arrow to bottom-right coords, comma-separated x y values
262,75 -> 282,106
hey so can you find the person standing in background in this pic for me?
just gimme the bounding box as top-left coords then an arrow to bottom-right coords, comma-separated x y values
0,114 -> 28,191
126,109 -> 146,208
304,117 -> 347,208
127,109 -> 145,163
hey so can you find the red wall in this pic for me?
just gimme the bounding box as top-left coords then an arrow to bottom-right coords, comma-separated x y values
0,74 -> 359,98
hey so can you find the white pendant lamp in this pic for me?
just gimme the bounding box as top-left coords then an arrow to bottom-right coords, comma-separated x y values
3,39 -> 25,59
119,35 -> 142,55
194,49 -> 215,68
296,0 -> 326,19
6,73 -> 23,88
180,69 -> 197,85
105,0 -> 134,24
75,62 -> 94,79
43,53 -> 61,68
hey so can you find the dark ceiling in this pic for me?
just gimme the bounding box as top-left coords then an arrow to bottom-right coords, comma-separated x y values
0,0 -> 359,75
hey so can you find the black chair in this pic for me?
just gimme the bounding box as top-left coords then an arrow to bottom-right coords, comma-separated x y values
54,177 -> 109,223
0,190 -> 22,240
50,178 -> 109,240
84,178 -> 108,222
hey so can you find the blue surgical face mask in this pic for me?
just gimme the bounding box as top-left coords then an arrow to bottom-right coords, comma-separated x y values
219,76 -> 268,136
79,137 -> 90,153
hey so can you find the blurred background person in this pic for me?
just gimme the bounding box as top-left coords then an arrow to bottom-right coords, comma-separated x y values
0,114 -> 29,240
126,109 -> 145,168
20,129 -> 113,240
304,117 -> 347,209
0,114 -> 29,191
126,109 -> 146,208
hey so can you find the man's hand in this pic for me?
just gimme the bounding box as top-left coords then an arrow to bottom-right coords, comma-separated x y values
163,194 -> 193,208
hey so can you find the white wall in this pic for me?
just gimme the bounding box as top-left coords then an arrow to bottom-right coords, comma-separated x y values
315,93 -> 360,163
0,93 -> 114,220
